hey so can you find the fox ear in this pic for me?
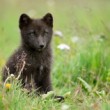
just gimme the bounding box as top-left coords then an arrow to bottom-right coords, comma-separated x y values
42,13 -> 53,27
19,14 -> 31,29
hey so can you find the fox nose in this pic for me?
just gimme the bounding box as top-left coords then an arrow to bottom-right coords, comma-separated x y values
39,44 -> 44,49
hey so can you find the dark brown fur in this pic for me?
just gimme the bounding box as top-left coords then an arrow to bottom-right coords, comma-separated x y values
2,13 -> 53,93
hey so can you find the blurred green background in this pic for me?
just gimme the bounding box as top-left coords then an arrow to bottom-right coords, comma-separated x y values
0,0 -> 110,109
0,0 -> 110,59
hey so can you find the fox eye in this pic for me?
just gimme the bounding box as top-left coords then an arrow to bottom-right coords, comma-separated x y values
27,30 -> 35,36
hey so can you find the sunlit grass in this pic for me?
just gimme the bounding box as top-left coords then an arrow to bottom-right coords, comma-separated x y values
0,0 -> 110,109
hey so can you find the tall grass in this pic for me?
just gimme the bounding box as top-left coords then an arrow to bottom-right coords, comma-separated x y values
0,0 -> 110,109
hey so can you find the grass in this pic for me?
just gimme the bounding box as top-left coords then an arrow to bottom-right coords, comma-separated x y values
0,0 -> 110,109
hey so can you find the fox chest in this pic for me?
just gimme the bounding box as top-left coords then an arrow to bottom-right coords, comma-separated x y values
21,54 -> 50,75
23,57 -> 45,74
15,52 -> 51,77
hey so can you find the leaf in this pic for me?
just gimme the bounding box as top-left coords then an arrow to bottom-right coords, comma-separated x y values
64,91 -> 71,98
78,77 -> 92,92
42,91 -> 54,99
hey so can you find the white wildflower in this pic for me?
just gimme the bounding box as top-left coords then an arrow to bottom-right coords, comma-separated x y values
10,74 -> 15,77
61,104 -> 69,110
72,36 -> 79,43
57,44 -> 70,50
54,31 -> 63,38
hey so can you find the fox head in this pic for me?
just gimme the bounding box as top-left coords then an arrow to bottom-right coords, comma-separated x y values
19,13 -> 53,51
